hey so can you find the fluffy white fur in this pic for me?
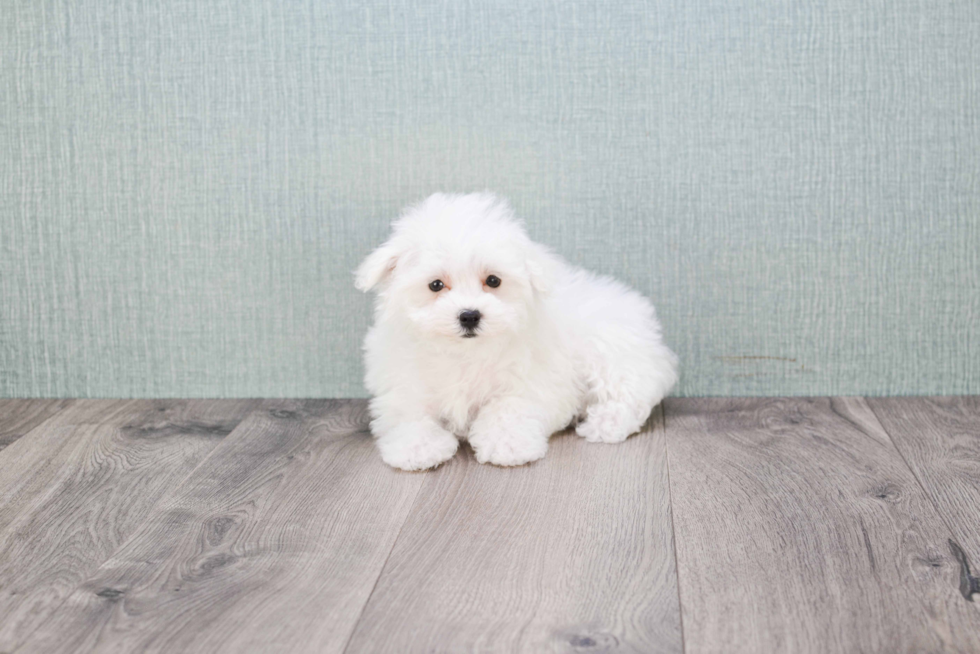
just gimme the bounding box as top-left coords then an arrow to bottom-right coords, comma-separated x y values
355,193 -> 678,470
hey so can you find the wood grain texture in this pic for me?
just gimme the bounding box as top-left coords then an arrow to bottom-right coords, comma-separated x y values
867,397 -> 980,561
18,399 -> 426,654
0,399 -> 258,651
346,407 -> 682,654
0,398 -> 73,450
664,397 -> 980,654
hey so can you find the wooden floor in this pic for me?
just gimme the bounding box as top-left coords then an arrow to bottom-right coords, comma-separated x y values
1,398 -> 978,653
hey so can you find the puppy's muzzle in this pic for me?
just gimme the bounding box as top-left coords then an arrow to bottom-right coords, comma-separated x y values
458,309 -> 481,337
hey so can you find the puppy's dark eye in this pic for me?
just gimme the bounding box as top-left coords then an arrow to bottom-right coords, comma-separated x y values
428,279 -> 445,292
485,275 -> 501,288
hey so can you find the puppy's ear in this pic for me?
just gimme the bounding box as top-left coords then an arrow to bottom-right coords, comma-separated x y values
355,241 -> 400,292
525,241 -> 560,294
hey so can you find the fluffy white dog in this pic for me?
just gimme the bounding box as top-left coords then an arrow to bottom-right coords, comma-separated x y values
355,193 -> 678,470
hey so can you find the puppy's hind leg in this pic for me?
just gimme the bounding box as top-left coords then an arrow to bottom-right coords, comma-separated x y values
575,340 -> 678,444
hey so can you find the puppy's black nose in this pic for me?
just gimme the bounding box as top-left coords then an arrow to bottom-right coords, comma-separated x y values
458,310 -> 481,329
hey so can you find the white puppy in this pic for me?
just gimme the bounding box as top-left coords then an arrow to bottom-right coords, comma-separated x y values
355,193 -> 678,470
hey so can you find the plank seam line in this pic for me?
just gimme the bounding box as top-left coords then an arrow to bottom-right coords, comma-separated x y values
5,403 -> 262,652
862,397 -> 975,561
0,399 -> 76,453
662,402 -> 688,654
340,468 -> 429,654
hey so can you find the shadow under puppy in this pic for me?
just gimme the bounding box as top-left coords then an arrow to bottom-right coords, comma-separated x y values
355,193 -> 678,470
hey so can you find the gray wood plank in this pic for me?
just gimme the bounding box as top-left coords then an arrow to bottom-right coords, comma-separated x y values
665,397 -> 980,654
867,397 -> 980,572
0,399 -> 259,651
345,406 -> 682,654
18,399 -> 426,654
0,398 -> 74,451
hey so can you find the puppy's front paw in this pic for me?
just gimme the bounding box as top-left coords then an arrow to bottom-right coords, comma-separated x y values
377,420 -> 458,471
469,415 -> 548,467
575,401 -> 642,443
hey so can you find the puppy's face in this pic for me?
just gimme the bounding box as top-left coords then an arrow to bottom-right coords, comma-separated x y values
356,193 -> 556,342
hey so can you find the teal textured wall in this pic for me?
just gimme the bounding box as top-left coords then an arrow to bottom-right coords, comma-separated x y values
1,0 -> 978,398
